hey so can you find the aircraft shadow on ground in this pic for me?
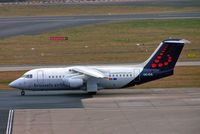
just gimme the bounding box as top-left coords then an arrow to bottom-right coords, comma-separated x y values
1,91 -> 93,109
20,92 -> 92,98
18,89 -> 156,98
95,89 -> 155,97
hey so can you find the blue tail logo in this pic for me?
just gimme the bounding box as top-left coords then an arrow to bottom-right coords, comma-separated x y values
137,39 -> 189,85
144,39 -> 190,71
123,39 -> 190,88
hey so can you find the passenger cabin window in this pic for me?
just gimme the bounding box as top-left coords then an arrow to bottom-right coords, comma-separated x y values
23,74 -> 32,78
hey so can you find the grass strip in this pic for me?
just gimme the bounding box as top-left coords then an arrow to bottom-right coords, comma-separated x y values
0,19 -> 199,65
0,5 -> 199,16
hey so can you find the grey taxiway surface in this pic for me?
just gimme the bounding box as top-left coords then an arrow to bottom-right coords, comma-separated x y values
0,88 -> 199,134
0,12 -> 200,38
0,110 -> 9,134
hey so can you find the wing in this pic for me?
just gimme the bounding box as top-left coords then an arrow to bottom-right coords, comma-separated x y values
70,66 -> 106,78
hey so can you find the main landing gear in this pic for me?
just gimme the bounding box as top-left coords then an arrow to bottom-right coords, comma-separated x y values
88,92 -> 97,95
21,90 -> 25,96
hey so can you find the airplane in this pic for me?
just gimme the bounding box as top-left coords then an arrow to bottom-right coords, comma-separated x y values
9,39 -> 190,96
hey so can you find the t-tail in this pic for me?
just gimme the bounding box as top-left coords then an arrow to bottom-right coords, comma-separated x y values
135,39 -> 190,85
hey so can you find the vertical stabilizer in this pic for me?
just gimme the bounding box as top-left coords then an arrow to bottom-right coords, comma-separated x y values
143,39 -> 190,70
133,39 -> 190,85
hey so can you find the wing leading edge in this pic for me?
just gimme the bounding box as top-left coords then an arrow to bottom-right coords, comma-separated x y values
70,66 -> 106,78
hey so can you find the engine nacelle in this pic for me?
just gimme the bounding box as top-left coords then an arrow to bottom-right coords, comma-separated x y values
64,78 -> 83,88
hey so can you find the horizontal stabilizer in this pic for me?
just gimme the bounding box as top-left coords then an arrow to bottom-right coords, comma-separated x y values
163,39 -> 190,44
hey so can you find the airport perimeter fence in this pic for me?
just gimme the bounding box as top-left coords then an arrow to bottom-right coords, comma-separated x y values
0,0 -> 131,5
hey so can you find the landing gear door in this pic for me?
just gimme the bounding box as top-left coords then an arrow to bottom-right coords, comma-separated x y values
87,78 -> 98,92
134,69 -> 140,82
37,71 -> 44,84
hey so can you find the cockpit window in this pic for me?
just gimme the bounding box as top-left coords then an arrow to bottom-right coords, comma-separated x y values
23,74 -> 33,78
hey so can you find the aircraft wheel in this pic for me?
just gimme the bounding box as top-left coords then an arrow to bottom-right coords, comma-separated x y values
21,90 -> 25,96
88,92 -> 97,95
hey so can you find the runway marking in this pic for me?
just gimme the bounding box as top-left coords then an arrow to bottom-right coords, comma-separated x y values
6,110 -> 14,134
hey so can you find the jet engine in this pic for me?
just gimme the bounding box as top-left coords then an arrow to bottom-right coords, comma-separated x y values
64,78 -> 83,88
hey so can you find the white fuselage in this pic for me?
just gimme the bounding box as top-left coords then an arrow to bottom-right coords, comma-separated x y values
10,65 -> 143,91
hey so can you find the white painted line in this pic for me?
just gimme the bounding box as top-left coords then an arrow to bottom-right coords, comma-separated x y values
6,110 -> 14,134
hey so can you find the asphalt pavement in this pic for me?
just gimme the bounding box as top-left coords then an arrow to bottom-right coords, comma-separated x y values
1,88 -> 200,134
0,90 -> 92,109
0,12 -> 200,38
0,87 -> 197,134
0,110 -> 9,134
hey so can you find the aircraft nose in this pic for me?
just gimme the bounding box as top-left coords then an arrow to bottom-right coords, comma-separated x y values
9,79 -> 23,89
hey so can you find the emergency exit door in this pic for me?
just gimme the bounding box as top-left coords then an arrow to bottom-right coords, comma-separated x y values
37,71 -> 44,84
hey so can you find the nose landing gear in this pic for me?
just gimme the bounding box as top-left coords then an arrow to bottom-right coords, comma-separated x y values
21,90 -> 25,96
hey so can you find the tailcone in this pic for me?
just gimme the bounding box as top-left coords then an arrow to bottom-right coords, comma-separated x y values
135,69 -> 174,85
